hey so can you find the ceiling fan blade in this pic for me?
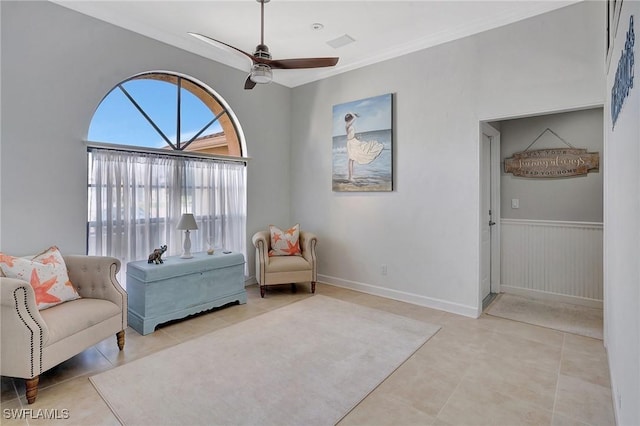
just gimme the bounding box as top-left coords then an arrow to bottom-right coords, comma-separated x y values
192,0 -> 340,90
267,57 -> 339,69
244,75 -> 257,90
188,32 -> 256,64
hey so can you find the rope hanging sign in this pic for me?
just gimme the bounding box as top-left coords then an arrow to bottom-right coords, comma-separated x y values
503,128 -> 600,178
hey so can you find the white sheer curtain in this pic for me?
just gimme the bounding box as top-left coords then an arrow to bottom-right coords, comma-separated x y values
88,148 -> 246,285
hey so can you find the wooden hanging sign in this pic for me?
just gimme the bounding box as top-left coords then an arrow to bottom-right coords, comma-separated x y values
504,148 -> 600,178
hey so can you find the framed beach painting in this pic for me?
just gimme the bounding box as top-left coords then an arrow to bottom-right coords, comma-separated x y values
332,93 -> 393,192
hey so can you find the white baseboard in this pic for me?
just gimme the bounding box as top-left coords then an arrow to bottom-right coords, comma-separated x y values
501,285 -> 603,309
318,274 -> 478,318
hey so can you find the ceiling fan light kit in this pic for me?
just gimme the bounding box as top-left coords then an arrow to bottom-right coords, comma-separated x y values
250,63 -> 272,84
189,0 -> 338,90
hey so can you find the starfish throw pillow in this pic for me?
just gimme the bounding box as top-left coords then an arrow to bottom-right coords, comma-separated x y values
0,246 -> 81,310
269,224 -> 302,256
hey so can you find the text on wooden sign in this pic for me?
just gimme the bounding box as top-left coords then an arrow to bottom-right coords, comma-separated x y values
504,148 -> 600,178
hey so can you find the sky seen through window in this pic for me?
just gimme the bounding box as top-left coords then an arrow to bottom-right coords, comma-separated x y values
88,79 -> 223,149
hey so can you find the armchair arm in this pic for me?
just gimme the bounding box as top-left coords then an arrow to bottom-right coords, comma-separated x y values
63,255 -> 126,310
299,231 -> 318,281
252,231 -> 270,285
252,230 -> 270,251
1,277 -> 49,378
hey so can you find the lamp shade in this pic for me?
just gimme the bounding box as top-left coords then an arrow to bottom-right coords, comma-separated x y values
176,213 -> 198,230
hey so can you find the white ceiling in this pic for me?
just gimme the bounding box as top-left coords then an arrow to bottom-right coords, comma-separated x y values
51,0 -> 580,88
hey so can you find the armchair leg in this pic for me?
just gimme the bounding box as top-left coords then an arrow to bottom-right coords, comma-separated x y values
260,285 -> 266,298
116,330 -> 125,351
311,281 -> 316,294
25,376 -> 39,404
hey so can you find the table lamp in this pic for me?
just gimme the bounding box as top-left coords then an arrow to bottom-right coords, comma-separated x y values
177,213 -> 198,259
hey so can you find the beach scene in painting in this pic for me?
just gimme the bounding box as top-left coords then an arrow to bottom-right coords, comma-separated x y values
332,93 -> 393,192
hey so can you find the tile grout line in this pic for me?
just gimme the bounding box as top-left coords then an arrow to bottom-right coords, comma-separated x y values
551,331 -> 566,421
431,325 -> 494,423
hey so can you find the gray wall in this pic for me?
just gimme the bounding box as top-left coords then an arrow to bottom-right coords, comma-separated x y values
603,2 -> 640,424
289,1 -> 604,315
0,1 -> 292,276
499,108 -> 603,222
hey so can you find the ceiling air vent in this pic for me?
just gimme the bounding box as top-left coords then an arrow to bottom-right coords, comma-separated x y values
327,34 -> 355,49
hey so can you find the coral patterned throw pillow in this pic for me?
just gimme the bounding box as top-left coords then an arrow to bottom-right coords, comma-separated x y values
269,224 -> 302,257
0,246 -> 81,310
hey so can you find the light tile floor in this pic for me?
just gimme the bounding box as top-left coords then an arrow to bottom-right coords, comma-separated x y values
1,283 -> 615,426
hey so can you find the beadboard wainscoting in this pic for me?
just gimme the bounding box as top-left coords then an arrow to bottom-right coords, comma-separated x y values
500,219 -> 603,308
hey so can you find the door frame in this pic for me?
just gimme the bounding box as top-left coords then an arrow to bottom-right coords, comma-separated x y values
479,122 -> 501,314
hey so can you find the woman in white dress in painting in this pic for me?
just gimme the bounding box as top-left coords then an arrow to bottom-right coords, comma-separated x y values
344,112 -> 384,181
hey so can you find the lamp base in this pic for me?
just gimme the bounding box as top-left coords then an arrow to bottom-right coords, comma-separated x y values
181,230 -> 193,259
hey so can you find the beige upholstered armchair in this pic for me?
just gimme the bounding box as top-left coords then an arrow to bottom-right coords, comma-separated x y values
1,255 -> 127,404
252,230 -> 318,297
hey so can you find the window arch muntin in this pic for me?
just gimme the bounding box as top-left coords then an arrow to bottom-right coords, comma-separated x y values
88,70 -> 247,158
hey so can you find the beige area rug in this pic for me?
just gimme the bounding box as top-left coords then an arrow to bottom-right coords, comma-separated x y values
486,293 -> 603,339
90,295 -> 440,426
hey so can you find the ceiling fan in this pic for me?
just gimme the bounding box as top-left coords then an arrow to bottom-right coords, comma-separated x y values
189,0 -> 339,90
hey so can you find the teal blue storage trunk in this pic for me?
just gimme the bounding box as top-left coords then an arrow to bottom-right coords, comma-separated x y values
126,251 -> 246,335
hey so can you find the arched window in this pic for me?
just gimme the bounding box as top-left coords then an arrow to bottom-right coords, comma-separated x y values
88,72 -> 244,156
87,72 -> 247,283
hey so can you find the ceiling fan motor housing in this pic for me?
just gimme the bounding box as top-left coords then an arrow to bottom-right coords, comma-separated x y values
254,44 -> 271,60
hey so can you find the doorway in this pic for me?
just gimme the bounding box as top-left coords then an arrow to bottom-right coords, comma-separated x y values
479,107 -> 604,318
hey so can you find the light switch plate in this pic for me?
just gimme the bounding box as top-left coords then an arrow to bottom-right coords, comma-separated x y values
511,198 -> 520,209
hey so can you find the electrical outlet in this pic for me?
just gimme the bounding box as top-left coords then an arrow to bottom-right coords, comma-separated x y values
381,264 -> 387,275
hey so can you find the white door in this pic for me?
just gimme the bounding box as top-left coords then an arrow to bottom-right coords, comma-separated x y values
480,132 -> 492,302
479,122 -> 501,310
